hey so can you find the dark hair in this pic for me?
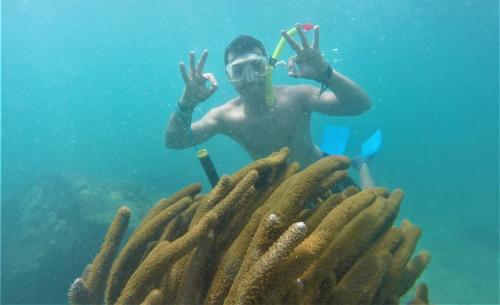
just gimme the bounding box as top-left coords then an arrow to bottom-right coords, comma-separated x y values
224,35 -> 267,65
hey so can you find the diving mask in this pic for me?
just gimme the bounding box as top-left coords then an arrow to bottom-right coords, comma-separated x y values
225,54 -> 270,83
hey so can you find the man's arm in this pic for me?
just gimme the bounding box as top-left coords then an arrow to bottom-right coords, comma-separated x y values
165,107 -> 221,149
300,69 -> 371,116
165,50 -> 219,149
281,24 -> 371,116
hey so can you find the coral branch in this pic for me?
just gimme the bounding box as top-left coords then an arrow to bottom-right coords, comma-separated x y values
116,170 -> 258,305
68,150 -> 430,305
105,197 -> 192,304
233,222 -> 308,305
69,206 -> 130,305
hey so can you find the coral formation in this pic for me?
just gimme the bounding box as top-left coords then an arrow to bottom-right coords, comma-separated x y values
69,207 -> 131,305
69,147 -> 431,305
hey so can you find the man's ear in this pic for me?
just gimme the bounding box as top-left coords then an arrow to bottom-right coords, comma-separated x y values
224,67 -> 234,82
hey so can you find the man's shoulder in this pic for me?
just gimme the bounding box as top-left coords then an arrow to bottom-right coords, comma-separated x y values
217,97 -> 240,111
276,84 -> 316,104
278,84 -> 316,94
208,98 -> 239,119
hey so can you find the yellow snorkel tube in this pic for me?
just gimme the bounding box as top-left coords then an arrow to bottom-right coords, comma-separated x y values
265,23 -> 314,107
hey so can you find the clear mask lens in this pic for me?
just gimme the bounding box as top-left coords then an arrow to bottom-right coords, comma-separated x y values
226,55 -> 269,82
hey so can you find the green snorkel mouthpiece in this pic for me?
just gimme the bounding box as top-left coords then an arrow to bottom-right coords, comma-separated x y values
265,23 -> 315,107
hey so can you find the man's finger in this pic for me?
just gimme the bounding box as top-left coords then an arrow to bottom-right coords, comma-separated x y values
179,62 -> 189,83
281,30 -> 301,53
204,73 -> 218,88
207,85 -> 218,97
287,56 -> 300,78
205,73 -> 218,96
287,56 -> 296,70
197,50 -> 208,73
189,51 -> 196,75
296,23 -> 310,49
312,26 -> 320,50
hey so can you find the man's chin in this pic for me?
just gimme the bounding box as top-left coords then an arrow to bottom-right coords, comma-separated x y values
236,82 -> 265,95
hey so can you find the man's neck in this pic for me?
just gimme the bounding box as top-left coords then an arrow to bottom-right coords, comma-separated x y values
240,92 -> 269,114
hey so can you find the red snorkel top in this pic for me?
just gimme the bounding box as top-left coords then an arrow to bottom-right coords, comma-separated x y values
302,23 -> 314,31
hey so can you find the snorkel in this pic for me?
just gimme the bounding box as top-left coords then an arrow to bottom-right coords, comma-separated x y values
265,23 -> 314,107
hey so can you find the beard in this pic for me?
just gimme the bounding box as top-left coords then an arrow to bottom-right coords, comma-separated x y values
235,79 -> 266,97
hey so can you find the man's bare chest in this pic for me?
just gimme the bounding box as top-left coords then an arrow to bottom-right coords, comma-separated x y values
225,108 -> 310,146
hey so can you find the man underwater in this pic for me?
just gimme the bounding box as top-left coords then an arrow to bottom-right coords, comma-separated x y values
165,24 -> 375,188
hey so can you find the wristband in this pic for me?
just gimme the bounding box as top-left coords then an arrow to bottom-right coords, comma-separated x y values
322,64 -> 333,83
175,101 -> 196,147
177,100 -> 193,112
176,102 -> 193,122
317,64 -> 333,97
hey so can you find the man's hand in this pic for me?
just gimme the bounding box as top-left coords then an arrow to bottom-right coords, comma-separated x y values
281,24 -> 330,83
178,50 -> 218,111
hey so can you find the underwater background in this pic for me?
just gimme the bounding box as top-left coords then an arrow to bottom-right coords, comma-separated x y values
2,0 -> 498,304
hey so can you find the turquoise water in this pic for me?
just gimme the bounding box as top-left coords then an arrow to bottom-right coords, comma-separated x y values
2,1 -> 498,304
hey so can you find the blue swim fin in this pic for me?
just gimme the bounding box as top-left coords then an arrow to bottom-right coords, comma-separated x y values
360,129 -> 382,159
321,125 -> 350,156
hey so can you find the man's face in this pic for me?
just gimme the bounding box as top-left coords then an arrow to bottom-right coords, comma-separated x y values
226,48 -> 269,96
